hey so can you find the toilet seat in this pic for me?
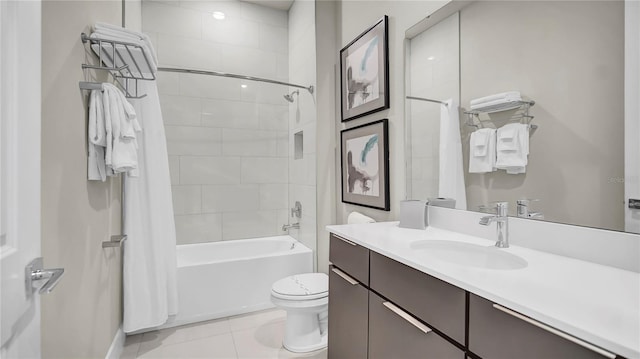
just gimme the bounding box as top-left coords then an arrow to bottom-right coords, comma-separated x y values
271,273 -> 328,301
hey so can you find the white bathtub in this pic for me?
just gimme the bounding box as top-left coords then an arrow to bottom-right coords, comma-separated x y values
146,236 -> 312,331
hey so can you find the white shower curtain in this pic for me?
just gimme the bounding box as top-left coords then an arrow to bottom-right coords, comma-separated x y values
123,80 -> 178,333
438,99 -> 467,210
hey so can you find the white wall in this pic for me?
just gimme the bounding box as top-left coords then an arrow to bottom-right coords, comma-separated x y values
143,0 -> 291,244
335,0 -> 448,223
288,0 -> 318,256
41,2 -> 124,357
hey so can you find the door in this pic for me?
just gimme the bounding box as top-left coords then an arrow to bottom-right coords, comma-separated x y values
625,0 -> 640,234
1,0 -> 42,357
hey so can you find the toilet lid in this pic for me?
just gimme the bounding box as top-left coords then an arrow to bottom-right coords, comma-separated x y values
272,273 -> 328,300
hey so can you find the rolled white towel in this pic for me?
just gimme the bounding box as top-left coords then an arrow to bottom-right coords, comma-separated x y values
347,212 -> 375,224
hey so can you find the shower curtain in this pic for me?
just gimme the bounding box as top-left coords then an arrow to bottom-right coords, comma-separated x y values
123,79 -> 178,333
439,99 -> 467,210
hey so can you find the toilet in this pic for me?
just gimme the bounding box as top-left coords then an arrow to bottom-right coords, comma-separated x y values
270,273 -> 329,353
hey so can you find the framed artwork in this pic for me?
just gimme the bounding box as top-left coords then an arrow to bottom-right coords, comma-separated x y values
341,119 -> 390,211
340,15 -> 389,122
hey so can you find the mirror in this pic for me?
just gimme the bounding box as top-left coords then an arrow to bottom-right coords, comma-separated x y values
405,0 -> 630,232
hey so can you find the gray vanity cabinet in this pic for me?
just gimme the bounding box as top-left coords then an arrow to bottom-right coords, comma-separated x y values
468,293 -> 613,359
328,234 -> 370,359
329,234 -> 369,285
369,252 -> 466,345
369,291 -> 464,359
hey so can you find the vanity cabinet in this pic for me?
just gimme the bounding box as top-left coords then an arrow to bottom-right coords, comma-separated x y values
328,234 -> 370,359
328,267 -> 369,359
329,234 -> 369,285
370,252 -> 466,345
327,233 -> 623,359
369,291 -> 464,359
468,293 -> 614,359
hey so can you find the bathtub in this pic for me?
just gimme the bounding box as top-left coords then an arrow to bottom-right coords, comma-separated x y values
147,236 -> 312,331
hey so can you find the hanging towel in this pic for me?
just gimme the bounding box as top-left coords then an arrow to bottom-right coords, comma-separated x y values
469,128 -> 497,174
102,83 -> 141,175
438,99 -> 467,210
123,74 -> 178,334
496,123 -> 529,174
88,89 -> 107,181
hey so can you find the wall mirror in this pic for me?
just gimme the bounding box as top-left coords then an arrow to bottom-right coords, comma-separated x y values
405,0 -> 637,232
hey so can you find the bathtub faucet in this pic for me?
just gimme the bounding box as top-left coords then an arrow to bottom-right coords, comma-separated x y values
282,223 -> 300,231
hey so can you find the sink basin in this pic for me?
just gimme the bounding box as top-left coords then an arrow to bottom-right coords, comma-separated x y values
410,240 -> 528,270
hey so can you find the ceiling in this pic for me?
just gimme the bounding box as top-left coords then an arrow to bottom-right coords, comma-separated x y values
240,0 -> 294,11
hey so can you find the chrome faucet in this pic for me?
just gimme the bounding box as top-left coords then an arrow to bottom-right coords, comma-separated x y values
479,202 -> 509,248
516,199 -> 544,220
282,223 -> 300,231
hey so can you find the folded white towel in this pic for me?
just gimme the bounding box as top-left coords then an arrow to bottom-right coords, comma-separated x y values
347,212 -> 375,224
470,91 -> 522,108
88,90 -> 107,181
469,128 -> 496,173
496,123 -> 529,174
94,22 -> 158,66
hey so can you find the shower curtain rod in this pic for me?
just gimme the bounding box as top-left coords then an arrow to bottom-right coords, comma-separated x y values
406,96 -> 448,106
157,67 -> 314,94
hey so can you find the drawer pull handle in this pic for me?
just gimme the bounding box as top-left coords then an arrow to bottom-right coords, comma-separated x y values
331,267 -> 358,286
492,304 -> 616,359
383,301 -> 432,335
334,235 -> 357,246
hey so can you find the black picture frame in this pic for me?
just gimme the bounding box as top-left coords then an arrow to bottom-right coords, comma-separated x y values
340,119 -> 390,211
340,15 -> 390,122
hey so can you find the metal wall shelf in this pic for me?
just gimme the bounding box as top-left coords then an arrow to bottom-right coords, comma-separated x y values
79,32 -> 155,98
465,100 -> 537,130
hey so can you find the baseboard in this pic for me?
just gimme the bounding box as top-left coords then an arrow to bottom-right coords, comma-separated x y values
105,326 -> 125,359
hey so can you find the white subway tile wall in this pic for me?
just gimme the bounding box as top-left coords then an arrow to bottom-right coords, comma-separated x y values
144,0 -> 289,244
287,0 -> 317,253
144,0 -> 321,250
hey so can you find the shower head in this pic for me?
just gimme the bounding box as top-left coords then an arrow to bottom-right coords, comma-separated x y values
284,90 -> 299,103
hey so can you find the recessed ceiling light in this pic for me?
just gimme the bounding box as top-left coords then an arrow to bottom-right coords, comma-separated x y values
241,84 -> 248,88
212,11 -> 225,20
427,56 -> 435,61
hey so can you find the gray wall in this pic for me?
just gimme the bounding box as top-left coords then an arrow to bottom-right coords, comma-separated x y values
460,1 -> 625,231
41,1 -> 124,357
335,0 -> 448,224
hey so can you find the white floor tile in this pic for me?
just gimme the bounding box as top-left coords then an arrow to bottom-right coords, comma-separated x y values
137,332 -> 237,359
232,320 -> 327,359
121,334 -> 143,359
228,308 -> 286,332
139,318 -> 231,350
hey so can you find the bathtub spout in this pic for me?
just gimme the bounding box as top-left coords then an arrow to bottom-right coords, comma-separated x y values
282,223 -> 300,231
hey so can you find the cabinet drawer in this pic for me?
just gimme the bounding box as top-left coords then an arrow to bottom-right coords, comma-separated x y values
369,291 -> 464,359
468,293 -> 616,359
329,233 -> 369,285
369,252 -> 466,345
328,266 -> 369,359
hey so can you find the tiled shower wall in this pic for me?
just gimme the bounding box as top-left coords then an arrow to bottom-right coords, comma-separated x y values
287,0 -> 317,256
142,0 -> 290,244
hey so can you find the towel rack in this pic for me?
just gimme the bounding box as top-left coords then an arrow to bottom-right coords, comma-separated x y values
79,32 -> 155,99
464,100 -> 537,130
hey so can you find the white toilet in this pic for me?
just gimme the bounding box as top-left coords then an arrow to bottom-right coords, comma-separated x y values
270,273 -> 329,353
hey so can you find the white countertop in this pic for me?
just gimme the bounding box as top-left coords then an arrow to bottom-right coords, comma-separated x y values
326,222 -> 640,358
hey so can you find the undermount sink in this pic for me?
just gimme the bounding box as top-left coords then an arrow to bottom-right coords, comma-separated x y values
410,240 -> 528,270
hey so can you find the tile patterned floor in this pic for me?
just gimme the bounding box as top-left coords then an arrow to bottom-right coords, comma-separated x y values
121,309 -> 327,359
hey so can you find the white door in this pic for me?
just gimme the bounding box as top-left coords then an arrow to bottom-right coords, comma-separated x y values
626,0 -> 640,234
0,0 -> 44,357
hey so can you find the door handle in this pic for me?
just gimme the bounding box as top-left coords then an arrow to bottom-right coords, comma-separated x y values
25,257 -> 65,296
